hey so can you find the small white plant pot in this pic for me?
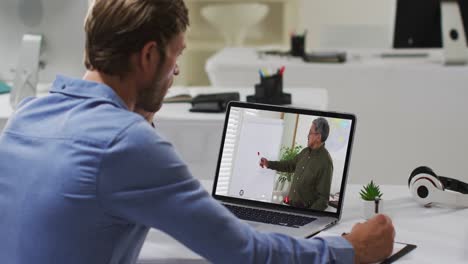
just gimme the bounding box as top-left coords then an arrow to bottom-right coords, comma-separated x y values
362,199 -> 384,219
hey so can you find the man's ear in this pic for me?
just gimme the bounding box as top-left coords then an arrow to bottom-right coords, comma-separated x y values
139,41 -> 159,74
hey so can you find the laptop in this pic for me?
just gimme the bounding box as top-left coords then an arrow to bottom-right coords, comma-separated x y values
212,102 -> 356,238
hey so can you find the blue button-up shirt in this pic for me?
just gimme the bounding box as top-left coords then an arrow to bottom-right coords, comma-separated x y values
0,75 -> 354,263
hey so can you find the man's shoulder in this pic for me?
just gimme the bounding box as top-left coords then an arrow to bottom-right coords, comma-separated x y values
299,147 -> 309,155
114,118 -> 162,147
62,97 -> 146,139
10,95 -> 148,148
321,147 -> 333,165
74,104 -> 154,148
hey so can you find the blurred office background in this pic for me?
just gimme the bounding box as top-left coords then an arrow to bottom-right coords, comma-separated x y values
179,0 -> 396,86
0,0 -> 400,86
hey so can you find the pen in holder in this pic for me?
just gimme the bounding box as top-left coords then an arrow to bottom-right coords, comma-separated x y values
247,67 -> 291,105
290,34 -> 306,57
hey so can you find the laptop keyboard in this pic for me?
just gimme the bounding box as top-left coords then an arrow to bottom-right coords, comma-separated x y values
224,204 -> 316,228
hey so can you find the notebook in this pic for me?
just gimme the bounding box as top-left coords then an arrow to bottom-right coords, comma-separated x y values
211,102 -> 356,238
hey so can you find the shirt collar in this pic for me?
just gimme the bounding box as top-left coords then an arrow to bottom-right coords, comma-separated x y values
49,75 -> 128,110
308,143 -> 325,154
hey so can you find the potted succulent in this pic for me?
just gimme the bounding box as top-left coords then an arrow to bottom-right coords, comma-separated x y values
359,180 -> 384,219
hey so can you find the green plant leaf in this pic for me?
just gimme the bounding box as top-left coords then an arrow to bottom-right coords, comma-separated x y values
276,143 -> 303,182
359,180 -> 383,201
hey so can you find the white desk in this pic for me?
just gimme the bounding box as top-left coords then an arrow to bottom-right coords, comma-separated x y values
0,91 -> 13,130
138,180 -> 468,264
0,82 -> 52,128
0,86 -> 328,180
205,48 -> 468,186
205,48 -> 454,88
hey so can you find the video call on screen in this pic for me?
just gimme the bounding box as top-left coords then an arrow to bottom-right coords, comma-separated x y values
215,107 -> 353,213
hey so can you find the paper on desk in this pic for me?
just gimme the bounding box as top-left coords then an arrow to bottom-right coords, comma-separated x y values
315,231 -> 408,264
163,87 -> 193,103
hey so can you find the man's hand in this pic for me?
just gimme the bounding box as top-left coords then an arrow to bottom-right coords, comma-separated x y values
259,158 -> 269,168
343,214 -> 395,264
134,107 -> 155,125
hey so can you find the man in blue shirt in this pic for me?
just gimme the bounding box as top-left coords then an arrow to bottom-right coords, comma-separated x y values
0,0 -> 394,263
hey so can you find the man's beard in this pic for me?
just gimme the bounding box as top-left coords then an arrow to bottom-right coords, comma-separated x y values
136,82 -> 163,113
136,67 -> 166,113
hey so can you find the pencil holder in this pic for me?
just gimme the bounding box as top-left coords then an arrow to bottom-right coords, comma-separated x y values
247,73 -> 291,105
290,35 -> 305,57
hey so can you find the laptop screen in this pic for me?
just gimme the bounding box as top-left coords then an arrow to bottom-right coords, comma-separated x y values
213,102 -> 356,215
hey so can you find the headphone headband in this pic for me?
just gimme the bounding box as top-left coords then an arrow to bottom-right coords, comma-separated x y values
438,176 -> 468,194
408,166 -> 437,186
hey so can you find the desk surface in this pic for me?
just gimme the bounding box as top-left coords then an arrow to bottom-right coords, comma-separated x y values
0,92 -> 14,119
0,82 -> 52,120
206,47 -> 468,90
138,180 -> 468,264
207,47 -> 457,68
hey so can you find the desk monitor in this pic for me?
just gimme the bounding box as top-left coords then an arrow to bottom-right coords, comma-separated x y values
393,0 -> 468,48
0,0 -> 89,85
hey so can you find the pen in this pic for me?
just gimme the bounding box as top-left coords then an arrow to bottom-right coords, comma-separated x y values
279,66 -> 286,76
258,69 -> 264,78
290,30 -> 295,38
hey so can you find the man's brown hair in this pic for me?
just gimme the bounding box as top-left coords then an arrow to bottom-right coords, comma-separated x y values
84,0 -> 189,76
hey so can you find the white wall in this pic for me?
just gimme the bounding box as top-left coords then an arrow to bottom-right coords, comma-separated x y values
229,115 -> 284,202
0,0 -> 88,84
280,113 -> 297,148
298,0 -> 396,50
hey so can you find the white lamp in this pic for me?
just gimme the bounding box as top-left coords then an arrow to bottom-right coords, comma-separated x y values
201,3 -> 269,47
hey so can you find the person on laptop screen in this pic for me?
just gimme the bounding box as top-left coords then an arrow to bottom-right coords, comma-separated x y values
0,0 -> 394,263
260,118 -> 333,210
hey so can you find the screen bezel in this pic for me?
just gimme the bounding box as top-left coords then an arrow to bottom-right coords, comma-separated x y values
212,101 -> 357,219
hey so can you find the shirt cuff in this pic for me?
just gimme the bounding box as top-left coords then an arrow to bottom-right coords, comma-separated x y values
318,236 -> 355,264
267,161 -> 278,170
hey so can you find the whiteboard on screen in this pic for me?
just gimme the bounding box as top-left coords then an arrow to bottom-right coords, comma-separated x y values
229,116 -> 283,202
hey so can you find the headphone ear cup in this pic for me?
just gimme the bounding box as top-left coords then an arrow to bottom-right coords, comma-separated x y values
408,166 -> 437,187
409,167 -> 468,207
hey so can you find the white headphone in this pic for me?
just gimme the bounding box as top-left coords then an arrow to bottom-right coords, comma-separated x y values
408,166 -> 468,207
